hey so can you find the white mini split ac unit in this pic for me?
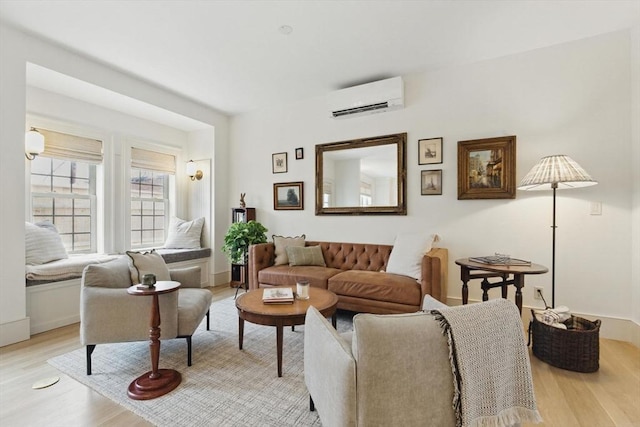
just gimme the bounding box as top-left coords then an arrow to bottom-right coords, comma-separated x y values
328,76 -> 404,119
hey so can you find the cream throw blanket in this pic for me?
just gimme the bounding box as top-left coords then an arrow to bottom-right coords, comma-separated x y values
26,254 -> 119,281
432,299 -> 542,427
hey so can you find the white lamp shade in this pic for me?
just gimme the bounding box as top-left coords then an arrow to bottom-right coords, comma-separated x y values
25,129 -> 45,156
518,155 -> 597,191
186,160 -> 197,176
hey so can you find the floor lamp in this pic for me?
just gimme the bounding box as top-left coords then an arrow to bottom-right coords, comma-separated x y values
518,155 -> 597,308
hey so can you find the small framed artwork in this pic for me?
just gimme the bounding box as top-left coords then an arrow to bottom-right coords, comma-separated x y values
274,181 -> 304,210
421,170 -> 443,195
272,152 -> 288,174
457,135 -> 516,200
418,137 -> 443,165
295,147 -> 304,160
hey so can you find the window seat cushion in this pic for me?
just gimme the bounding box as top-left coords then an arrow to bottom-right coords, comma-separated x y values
26,254 -> 120,286
156,248 -> 211,264
26,248 -> 211,286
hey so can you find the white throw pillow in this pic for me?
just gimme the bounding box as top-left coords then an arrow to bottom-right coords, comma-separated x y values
385,233 -> 437,281
273,235 -> 306,265
25,221 -> 68,265
164,217 -> 204,249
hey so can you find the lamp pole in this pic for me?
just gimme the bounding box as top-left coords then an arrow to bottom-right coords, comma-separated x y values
551,182 -> 557,308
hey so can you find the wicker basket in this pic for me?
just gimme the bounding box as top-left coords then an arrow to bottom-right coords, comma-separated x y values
529,310 -> 601,373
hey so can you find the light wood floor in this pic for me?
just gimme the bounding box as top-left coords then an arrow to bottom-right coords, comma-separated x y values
1,286 -> 639,427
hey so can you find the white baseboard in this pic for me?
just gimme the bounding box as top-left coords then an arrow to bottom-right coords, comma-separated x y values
0,317 -> 30,347
212,271 -> 230,287
446,296 -> 640,348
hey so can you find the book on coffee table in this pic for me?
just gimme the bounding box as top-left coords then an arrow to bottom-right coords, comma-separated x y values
262,287 -> 295,304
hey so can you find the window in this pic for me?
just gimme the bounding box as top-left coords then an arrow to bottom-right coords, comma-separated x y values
360,181 -> 372,207
29,128 -> 102,254
130,169 -> 169,248
130,147 -> 176,249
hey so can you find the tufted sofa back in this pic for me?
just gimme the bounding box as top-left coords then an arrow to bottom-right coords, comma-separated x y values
306,241 -> 392,272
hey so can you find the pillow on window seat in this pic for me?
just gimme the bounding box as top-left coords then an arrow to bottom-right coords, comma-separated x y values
164,217 -> 205,249
25,221 -> 68,265
126,249 -> 171,285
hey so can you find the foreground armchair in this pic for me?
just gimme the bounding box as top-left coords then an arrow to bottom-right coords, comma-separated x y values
80,256 -> 212,375
304,296 -> 539,427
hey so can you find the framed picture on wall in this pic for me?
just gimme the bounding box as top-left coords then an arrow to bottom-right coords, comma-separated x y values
272,152 -> 288,174
418,137 -> 443,165
295,147 -> 304,160
273,181 -> 304,210
421,170 -> 442,195
457,135 -> 516,200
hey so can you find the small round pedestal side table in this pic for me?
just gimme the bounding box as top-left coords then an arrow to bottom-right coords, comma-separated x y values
126,280 -> 181,400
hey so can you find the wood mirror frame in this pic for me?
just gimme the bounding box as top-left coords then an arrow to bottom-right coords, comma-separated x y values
315,132 -> 407,215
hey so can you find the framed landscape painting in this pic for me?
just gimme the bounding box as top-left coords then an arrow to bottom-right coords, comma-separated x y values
457,135 -> 516,200
274,181 -> 304,210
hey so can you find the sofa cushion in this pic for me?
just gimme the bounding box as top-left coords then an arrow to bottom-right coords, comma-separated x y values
258,265 -> 342,289
126,249 -> 171,284
82,256 -> 132,288
386,233 -> 436,280
164,216 -> 204,249
286,245 -> 326,267
273,235 -> 306,265
25,221 -> 68,265
328,270 -> 422,306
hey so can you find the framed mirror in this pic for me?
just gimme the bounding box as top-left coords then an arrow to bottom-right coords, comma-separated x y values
315,132 -> 407,215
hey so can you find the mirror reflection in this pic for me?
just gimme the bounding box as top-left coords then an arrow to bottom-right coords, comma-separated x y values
315,133 -> 407,215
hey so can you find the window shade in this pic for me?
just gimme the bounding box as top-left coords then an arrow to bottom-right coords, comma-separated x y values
131,147 -> 176,174
37,128 -> 103,164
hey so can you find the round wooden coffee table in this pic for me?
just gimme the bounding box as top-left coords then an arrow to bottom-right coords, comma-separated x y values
235,286 -> 338,377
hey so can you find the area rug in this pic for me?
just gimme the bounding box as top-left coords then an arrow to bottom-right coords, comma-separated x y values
48,296 -> 354,426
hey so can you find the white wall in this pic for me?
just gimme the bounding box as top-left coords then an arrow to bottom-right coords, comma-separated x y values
230,31 -> 637,335
0,24 -> 230,346
631,24 -> 640,330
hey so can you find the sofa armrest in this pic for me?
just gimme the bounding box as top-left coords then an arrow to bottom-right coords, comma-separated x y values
170,266 -> 201,288
248,243 -> 275,290
304,306 -> 356,427
421,248 -> 448,303
80,286 -> 179,345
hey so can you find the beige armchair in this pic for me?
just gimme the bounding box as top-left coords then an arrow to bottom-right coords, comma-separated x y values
304,294 -> 538,427
80,256 -> 212,375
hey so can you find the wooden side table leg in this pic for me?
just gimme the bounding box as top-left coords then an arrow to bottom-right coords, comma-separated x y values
461,266 -> 470,305
331,313 -> 337,329
514,274 -> 524,314
481,278 -> 490,302
238,317 -> 244,350
276,322 -> 283,377
149,294 -> 161,379
501,274 -> 508,299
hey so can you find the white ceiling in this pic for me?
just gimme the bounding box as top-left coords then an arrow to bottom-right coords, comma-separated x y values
1,1 -> 639,128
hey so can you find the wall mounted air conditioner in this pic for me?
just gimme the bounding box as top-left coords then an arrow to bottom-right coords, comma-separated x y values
328,76 -> 404,119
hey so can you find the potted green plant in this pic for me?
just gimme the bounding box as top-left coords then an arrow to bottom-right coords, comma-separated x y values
222,220 -> 268,264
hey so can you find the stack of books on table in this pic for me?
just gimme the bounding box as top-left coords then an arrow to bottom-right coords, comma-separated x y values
262,287 -> 295,304
469,256 -> 531,266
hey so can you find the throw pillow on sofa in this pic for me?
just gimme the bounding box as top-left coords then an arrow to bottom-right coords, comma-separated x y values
386,232 -> 438,281
126,249 -> 171,284
273,234 -> 306,265
25,221 -> 68,265
286,245 -> 326,267
164,216 -> 204,249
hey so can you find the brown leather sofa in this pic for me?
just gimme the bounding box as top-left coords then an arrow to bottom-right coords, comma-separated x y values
248,241 -> 448,314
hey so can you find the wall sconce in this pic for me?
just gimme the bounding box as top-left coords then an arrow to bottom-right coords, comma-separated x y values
25,127 -> 45,160
186,160 -> 203,181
